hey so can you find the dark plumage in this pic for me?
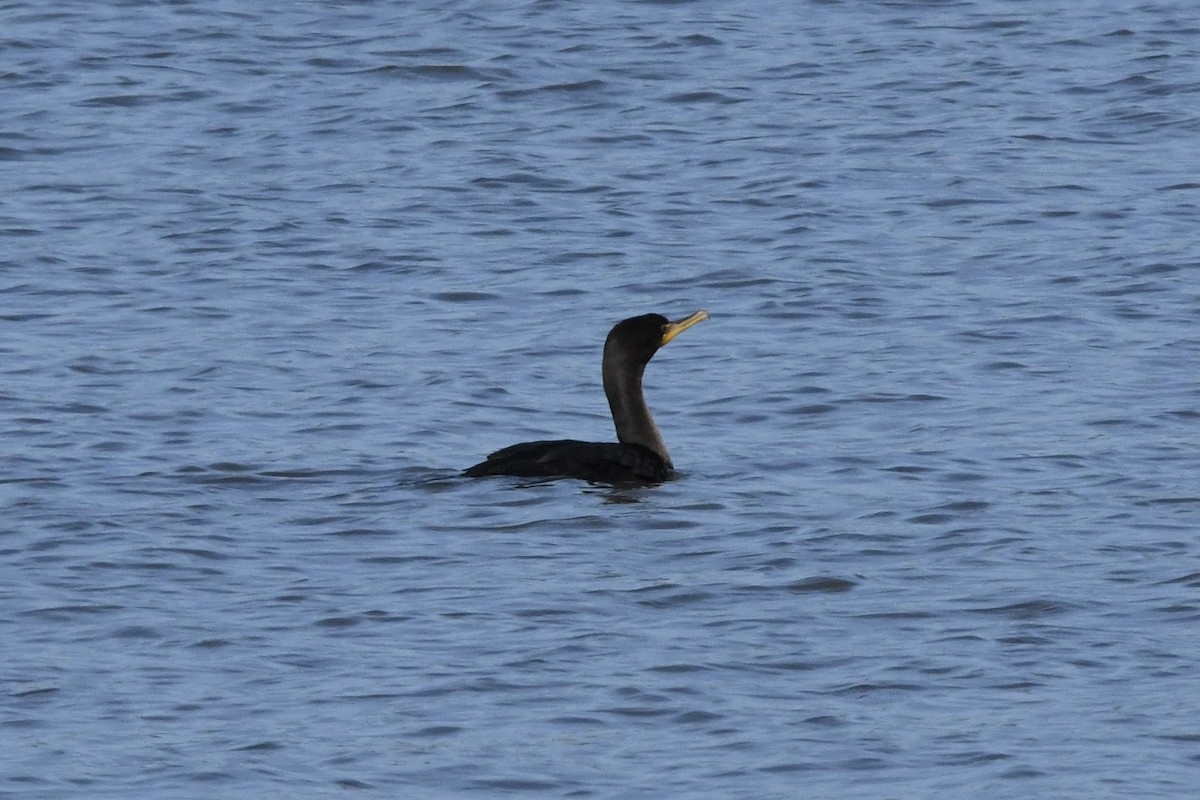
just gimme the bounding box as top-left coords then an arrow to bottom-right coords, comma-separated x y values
463,311 -> 708,484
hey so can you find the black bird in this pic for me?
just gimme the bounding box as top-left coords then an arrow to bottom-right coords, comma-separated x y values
463,310 -> 708,483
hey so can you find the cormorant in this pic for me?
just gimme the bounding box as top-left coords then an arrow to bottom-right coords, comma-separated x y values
463,310 -> 708,483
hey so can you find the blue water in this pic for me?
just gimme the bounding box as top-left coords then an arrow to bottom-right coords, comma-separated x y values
2,1 -> 1198,798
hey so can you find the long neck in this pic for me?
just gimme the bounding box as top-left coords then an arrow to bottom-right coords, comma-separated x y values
603,353 -> 671,467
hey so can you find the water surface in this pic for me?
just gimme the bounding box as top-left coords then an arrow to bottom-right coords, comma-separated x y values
2,1 -> 1197,798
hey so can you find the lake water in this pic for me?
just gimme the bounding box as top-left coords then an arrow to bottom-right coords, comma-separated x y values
2,1 -> 1197,798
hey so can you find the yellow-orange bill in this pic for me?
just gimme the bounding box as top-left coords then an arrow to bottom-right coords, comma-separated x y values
661,310 -> 709,346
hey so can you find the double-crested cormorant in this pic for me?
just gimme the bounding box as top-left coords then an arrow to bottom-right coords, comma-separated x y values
463,310 -> 708,483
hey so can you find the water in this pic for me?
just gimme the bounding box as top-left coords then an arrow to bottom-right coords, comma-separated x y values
2,1 -> 1198,797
